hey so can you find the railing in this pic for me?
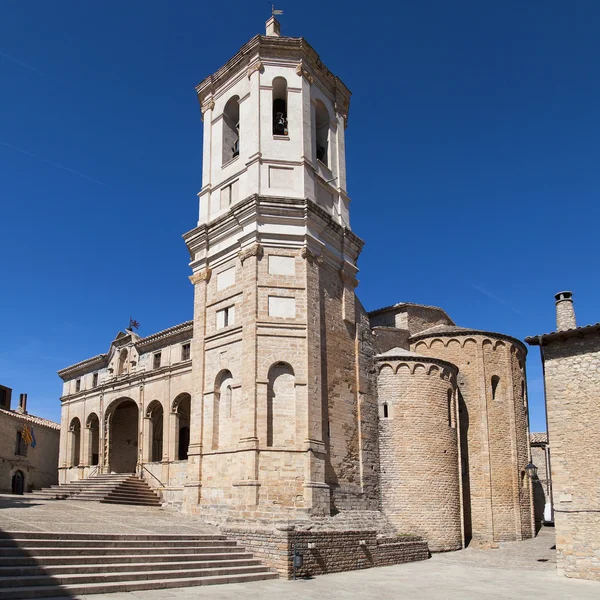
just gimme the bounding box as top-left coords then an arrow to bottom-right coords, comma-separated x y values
141,464 -> 166,488
86,466 -> 99,478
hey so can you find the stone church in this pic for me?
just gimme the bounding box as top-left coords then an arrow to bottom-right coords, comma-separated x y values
57,17 -> 534,552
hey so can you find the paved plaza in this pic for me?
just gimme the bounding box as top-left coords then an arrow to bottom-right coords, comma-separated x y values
1,495 -> 599,599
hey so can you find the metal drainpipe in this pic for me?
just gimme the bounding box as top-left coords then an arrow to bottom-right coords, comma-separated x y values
538,335 -> 555,523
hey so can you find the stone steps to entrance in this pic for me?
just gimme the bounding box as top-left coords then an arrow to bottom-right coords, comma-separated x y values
32,473 -> 162,507
0,532 -> 277,598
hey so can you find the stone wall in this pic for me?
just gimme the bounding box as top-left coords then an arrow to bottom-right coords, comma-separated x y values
411,332 -> 533,543
542,333 -> 600,580
0,412 -> 59,492
377,355 -> 462,551
222,525 -> 429,578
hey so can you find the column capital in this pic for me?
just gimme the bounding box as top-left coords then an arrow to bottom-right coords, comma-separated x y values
238,243 -> 264,265
189,268 -> 212,285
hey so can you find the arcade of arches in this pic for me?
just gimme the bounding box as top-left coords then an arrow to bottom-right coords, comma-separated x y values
64,394 -> 192,474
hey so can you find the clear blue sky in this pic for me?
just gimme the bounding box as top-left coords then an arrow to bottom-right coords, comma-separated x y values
1,1 -> 599,432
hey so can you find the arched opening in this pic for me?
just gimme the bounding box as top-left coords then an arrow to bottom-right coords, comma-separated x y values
69,417 -> 81,467
222,96 -> 240,164
107,399 -> 139,473
86,413 -> 100,466
266,362 -> 296,447
118,349 -> 128,375
272,77 -> 288,135
382,403 -> 389,419
314,100 -> 330,166
173,393 -> 191,460
491,375 -> 500,400
11,470 -> 25,495
212,370 -> 233,450
146,401 -> 164,462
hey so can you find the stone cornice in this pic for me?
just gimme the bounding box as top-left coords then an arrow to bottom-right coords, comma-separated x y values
410,329 -> 528,354
58,354 -> 108,381
375,353 -> 459,373
195,35 -> 351,117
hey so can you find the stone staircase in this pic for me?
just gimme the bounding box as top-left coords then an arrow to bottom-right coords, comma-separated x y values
0,532 -> 278,598
32,474 -> 161,506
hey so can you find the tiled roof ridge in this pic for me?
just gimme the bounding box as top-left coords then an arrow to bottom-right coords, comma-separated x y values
57,354 -> 107,377
369,301 -> 449,316
0,407 -> 60,430
525,323 -> 600,345
136,320 -> 193,346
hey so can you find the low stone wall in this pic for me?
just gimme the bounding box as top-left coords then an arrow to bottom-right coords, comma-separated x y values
222,525 -> 429,579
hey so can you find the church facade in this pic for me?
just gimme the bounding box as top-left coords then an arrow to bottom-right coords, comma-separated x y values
57,18 -> 534,551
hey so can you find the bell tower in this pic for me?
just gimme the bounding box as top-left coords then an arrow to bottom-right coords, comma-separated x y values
196,17 -> 351,228
183,18 -> 378,518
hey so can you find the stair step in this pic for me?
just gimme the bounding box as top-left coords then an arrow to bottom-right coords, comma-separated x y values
0,551 -> 251,567
0,544 -> 241,557
0,532 -> 224,541
0,571 -> 278,599
0,539 -> 233,548
0,564 -> 271,587
0,557 -> 261,576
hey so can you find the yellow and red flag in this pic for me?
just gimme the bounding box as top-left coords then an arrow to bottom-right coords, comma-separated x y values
21,424 -> 33,446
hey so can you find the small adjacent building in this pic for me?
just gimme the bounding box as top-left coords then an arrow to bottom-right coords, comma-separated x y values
526,292 -> 600,581
0,389 -> 60,494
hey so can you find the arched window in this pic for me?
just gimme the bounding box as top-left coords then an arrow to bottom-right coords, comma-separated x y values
267,362 -> 295,447
382,403 -> 389,419
146,401 -> 164,462
222,96 -> 240,164
314,100 -> 330,166
118,349 -> 128,376
272,77 -> 288,135
491,376 -> 500,400
213,370 -> 233,450
69,417 -> 81,467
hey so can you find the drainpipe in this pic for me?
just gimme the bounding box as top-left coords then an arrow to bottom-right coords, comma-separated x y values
537,335 -> 554,524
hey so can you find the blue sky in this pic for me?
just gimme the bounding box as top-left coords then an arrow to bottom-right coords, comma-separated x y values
1,1 -> 599,431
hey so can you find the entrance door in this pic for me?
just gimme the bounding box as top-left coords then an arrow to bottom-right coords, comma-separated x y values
11,470 -> 25,495
108,399 -> 139,473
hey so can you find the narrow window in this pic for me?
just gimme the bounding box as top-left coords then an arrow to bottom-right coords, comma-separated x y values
222,96 -> 240,164
272,77 -> 288,135
181,343 -> 191,361
491,375 -> 500,400
314,100 -> 330,166
382,403 -> 389,419
153,352 -> 162,370
75,379 -> 81,393
217,306 -> 235,329
92,373 -> 98,388
521,380 -> 526,406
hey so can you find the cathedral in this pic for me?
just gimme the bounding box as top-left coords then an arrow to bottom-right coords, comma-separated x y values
57,17 -> 534,552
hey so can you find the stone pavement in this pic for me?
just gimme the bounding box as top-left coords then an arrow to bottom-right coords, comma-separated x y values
2,495 -> 599,599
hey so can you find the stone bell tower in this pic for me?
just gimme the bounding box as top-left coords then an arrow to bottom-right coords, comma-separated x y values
183,18 -> 378,518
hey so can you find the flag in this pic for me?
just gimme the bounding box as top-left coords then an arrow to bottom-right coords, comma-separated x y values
21,424 -> 33,446
30,427 -> 37,449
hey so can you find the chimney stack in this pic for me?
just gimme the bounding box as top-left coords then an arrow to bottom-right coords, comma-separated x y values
265,16 -> 281,37
555,291 -> 577,331
17,393 -> 28,414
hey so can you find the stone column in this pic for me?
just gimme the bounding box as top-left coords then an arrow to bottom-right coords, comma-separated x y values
302,247 -> 330,515
183,268 -> 211,511
233,244 -> 262,506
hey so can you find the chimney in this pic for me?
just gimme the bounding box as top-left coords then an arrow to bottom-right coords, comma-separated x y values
555,291 -> 576,331
266,16 -> 281,37
17,393 -> 28,414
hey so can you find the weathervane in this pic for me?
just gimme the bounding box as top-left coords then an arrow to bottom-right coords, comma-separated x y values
128,317 -> 140,331
270,3 -> 283,17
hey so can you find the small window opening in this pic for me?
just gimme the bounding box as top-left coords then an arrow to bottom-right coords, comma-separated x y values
222,95 -> 240,164
521,380 -> 526,406
491,375 -> 500,400
182,343 -> 191,361
315,100 -> 330,166
15,431 -> 27,456
92,373 -> 98,388
447,389 -> 454,427
75,379 -> 81,393
382,403 -> 389,419
272,77 -> 288,135
153,352 -> 162,370
217,305 -> 235,329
